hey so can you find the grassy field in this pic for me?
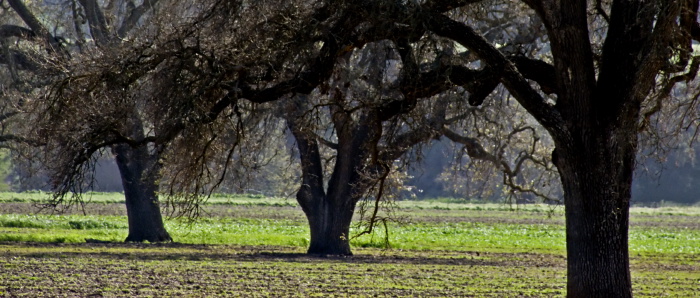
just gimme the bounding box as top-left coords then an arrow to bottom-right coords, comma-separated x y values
0,192 -> 698,297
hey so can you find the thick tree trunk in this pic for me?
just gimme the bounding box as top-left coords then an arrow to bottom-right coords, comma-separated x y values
305,196 -> 355,255
291,128 -> 359,255
286,97 -> 372,256
561,171 -> 632,297
555,128 -> 635,298
113,143 -> 172,243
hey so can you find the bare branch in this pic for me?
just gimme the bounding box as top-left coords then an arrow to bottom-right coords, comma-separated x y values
595,0 -> 610,23
443,126 -> 557,202
0,24 -> 34,39
0,49 -> 40,71
509,55 -> 557,94
443,127 -> 500,164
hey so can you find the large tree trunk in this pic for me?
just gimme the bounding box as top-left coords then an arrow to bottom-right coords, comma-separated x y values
554,125 -> 636,298
286,97 -> 374,255
113,143 -> 172,243
305,194 -> 356,255
534,2 -> 653,295
290,125 -> 360,255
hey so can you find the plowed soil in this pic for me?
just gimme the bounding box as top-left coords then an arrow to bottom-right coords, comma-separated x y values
1,242 -> 697,297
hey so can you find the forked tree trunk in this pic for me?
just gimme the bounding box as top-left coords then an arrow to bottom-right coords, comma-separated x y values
113,143 -> 172,243
293,134 -> 361,255
555,128 -> 636,298
287,97 -> 373,256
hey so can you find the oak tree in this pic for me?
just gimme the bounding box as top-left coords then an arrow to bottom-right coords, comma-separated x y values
1,0 -> 172,242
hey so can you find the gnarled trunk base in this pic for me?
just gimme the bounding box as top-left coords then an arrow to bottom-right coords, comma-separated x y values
114,144 -> 172,243
123,188 -> 172,243
305,201 -> 354,255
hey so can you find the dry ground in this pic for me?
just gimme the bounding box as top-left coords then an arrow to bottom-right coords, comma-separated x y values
1,242 -> 697,297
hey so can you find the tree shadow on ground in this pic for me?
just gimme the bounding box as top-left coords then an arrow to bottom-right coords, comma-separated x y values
0,241 -> 566,268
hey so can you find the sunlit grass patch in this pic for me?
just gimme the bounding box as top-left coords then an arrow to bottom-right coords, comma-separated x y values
629,227 -> 700,254
1,212 -> 697,255
352,222 -> 567,253
165,218 -> 309,246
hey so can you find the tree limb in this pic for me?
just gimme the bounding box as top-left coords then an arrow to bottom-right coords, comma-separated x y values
78,0 -> 113,46
284,96 -> 326,211
595,0 -> 610,23
443,126 -> 557,202
0,24 -> 35,39
508,55 -> 558,94
118,0 -> 161,38
7,0 -> 63,54
425,11 -> 566,137
0,134 -> 38,146
0,49 -> 40,71
442,127 -> 500,165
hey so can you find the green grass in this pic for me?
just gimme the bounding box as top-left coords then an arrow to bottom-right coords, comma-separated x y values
0,212 -> 697,255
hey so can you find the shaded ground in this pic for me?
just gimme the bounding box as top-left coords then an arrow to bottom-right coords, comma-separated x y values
1,242 -> 697,297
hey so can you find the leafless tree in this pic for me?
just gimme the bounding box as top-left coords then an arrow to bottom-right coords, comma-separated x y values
1,0 -> 175,242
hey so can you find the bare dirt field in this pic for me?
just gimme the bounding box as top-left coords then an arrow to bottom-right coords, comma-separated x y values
1,242 -> 697,297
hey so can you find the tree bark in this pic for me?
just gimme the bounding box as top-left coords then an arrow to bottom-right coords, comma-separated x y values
113,143 -> 172,243
559,141 -> 634,297
553,100 -> 636,298
530,2 -> 657,296
288,121 -> 359,255
286,97 -> 373,255
305,194 -> 356,255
